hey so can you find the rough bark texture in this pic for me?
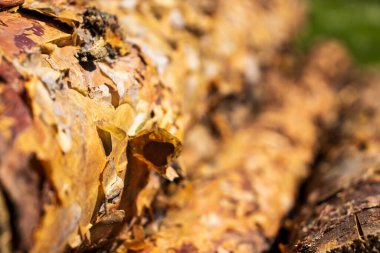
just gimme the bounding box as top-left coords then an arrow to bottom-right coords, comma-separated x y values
141,42 -> 352,253
0,0 -> 306,252
1,1 -> 378,253
289,72 -> 380,252
0,2 -> 182,252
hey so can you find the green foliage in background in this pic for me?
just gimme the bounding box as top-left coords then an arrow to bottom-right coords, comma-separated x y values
298,0 -> 380,67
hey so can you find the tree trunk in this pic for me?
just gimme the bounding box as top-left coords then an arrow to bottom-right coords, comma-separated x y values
140,42 -> 353,253
2,1 -> 378,253
289,74 -> 380,252
0,0 -> 305,252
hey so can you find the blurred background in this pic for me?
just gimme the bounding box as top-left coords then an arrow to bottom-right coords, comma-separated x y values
298,0 -> 380,68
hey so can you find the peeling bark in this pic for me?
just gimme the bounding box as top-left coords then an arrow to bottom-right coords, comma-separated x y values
141,42 -> 349,253
0,0 -> 305,252
3,1 -> 376,253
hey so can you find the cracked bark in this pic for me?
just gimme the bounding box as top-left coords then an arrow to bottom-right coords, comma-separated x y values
289,73 -> 380,253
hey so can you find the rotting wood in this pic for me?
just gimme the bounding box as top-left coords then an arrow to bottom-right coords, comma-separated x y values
289,72 -> 380,253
